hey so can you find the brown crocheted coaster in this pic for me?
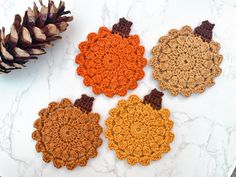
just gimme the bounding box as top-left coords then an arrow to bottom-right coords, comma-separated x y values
150,20 -> 223,97
75,17 -> 147,97
105,89 -> 174,166
32,95 -> 103,170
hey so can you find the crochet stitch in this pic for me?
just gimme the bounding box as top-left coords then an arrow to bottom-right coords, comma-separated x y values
112,18 -> 133,37
105,90 -> 174,165
74,94 -> 94,113
75,18 -> 147,97
143,88 -> 164,110
32,96 -> 102,170
150,22 -> 223,97
194,20 -> 215,42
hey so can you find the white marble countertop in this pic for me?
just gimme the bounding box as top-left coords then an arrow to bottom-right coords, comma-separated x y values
0,0 -> 236,176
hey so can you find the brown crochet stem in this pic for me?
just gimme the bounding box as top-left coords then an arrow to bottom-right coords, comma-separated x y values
194,20 -> 215,42
143,89 -> 164,111
74,94 -> 95,113
112,17 -> 133,38
231,166 -> 236,177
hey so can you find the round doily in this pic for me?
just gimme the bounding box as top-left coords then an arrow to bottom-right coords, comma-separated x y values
150,21 -> 223,96
75,18 -> 147,97
105,89 -> 174,165
32,95 -> 103,170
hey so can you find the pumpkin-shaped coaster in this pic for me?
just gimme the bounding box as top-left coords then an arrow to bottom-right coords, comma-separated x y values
75,18 -> 147,97
32,95 -> 103,170
150,20 -> 223,97
105,89 -> 174,166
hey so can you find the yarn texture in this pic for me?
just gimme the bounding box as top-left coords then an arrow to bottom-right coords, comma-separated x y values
32,97 -> 102,170
76,18 -> 147,97
105,90 -> 174,165
151,22 -> 223,96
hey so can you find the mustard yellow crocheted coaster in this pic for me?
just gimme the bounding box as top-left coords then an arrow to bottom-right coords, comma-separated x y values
105,89 -> 174,165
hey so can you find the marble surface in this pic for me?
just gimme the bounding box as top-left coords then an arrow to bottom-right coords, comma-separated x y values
0,0 -> 236,176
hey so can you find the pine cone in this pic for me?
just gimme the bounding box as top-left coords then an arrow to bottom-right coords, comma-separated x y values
0,0 -> 73,73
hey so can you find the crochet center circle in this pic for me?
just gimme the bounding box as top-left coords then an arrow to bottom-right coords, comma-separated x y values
151,26 -> 223,96
76,27 -> 147,97
32,99 -> 103,170
105,95 -> 174,166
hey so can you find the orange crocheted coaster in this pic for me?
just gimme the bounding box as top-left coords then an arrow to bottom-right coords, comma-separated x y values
150,21 -> 223,97
75,18 -> 147,97
105,89 -> 174,166
32,95 -> 103,170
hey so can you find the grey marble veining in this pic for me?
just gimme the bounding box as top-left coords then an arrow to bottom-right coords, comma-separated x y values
0,0 -> 236,176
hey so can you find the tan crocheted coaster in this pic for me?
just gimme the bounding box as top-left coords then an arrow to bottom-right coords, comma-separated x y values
150,21 -> 223,96
32,95 -> 103,170
105,89 -> 174,166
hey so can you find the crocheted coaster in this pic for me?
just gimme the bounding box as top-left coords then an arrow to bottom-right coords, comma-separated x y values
105,89 -> 174,166
150,20 -> 223,97
32,95 -> 103,170
75,18 -> 147,97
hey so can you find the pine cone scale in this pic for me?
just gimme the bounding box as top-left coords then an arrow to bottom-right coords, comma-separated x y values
21,27 -> 32,45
